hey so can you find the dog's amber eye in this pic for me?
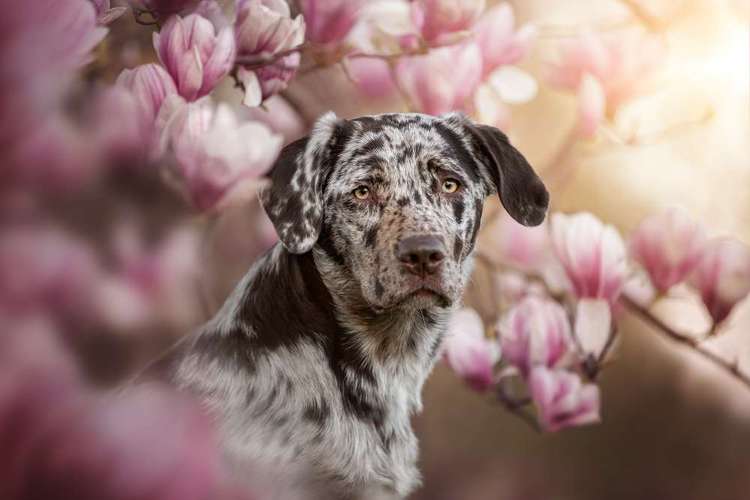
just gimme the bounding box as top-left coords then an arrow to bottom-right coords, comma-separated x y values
353,186 -> 370,200
441,178 -> 461,194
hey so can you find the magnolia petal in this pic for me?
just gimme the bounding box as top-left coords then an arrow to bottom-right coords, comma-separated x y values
238,67 -> 263,107
488,66 -> 538,104
574,298 -> 611,359
577,73 -> 606,138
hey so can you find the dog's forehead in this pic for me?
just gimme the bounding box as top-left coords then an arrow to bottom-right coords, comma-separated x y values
331,113 -> 472,186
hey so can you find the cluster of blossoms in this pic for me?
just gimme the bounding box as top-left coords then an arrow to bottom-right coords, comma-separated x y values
443,208 -> 750,432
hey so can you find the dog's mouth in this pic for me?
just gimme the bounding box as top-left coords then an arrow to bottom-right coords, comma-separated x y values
392,286 -> 452,309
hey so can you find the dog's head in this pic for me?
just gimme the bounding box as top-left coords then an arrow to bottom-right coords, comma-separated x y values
261,112 -> 548,311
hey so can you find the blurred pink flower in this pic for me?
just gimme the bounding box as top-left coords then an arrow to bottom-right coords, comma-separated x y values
235,0 -> 305,106
443,308 -> 500,391
629,208 -> 707,294
547,30 -> 665,136
396,42 -> 482,115
21,385 -> 224,500
551,212 -> 628,304
90,86 -> 150,164
497,296 -> 573,377
160,97 -> 283,212
529,366 -> 601,432
92,0 -> 128,24
475,2 -> 536,77
116,63 -> 179,125
97,224 -> 203,332
486,212 -> 550,270
0,226 -> 100,323
154,13 -> 236,101
690,238 -> 750,324
1,0 -> 107,157
0,316 -> 84,499
411,0 -> 485,47
300,0 -> 363,45
240,95 -> 307,142
347,57 -> 398,98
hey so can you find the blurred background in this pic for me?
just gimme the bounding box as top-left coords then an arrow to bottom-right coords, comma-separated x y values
2,0 -> 749,499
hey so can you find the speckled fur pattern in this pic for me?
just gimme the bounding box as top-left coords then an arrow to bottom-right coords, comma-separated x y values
170,112 -> 548,499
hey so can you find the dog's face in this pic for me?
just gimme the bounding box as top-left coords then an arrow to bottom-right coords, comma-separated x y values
262,113 -> 548,311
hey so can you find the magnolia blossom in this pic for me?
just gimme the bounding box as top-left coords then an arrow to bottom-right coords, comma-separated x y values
573,298 -> 612,360
547,30 -> 664,137
529,366 -> 601,432
551,212 -> 628,304
116,63 -> 178,125
300,0 -> 363,45
90,86 -> 149,164
396,42 -> 482,115
92,0 -> 127,24
690,238 -> 750,324
235,0 -> 305,106
443,308 -> 500,391
411,0 -> 485,47
497,296 -> 573,377
629,208 -> 707,293
154,14 -> 236,101
160,96 -> 282,211
474,2 -> 536,78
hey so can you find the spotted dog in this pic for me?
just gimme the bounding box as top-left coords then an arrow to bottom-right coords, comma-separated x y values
168,112 -> 548,499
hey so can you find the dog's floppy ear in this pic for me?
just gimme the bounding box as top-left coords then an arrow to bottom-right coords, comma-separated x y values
261,112 -> 349,254
445,113 -> 549,226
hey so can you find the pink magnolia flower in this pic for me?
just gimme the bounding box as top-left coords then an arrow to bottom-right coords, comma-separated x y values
396,42 -> 483,115
154,13 -> 236,101
91,0 -> 128,24
300,0 -> 364,46
630,208 -> 707,293
474,2 -> 536,78
443,308 -> 500,391
690,238 -> 750,324
21,385 -> 224,500
347,57 -> 398,98
529,366 -> 601,432
547,30 -> 664,137
551,212 -> 628,304
573,298 -> 612,359
160,96 -> 283,212
497,296 -> 573,377
116,63 -> 178,125
235,0 -> 305,106
411,0 -> 485,47
90,86 -> 150,164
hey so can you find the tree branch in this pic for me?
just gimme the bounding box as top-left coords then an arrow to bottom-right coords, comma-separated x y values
621,294 -> 750,390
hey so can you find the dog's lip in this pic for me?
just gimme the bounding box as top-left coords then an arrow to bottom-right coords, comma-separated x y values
394,285 -> 450,307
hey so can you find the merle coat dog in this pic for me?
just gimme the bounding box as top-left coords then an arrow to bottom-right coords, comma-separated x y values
165,112 -> 548,499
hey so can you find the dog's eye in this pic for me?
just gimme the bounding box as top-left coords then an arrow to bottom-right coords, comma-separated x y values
441,178 -> 461,194
353,186 -> 370,200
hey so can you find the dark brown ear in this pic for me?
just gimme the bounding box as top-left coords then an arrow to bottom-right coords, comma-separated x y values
261,112 -> 349,253
444,114 -> 549,226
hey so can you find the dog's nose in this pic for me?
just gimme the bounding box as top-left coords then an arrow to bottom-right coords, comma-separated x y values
396,234 -> 446,276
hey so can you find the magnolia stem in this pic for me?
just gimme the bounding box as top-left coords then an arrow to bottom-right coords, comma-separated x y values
234,45 -> 307,70
621,294 -> 750,390
496,380 -> 541,432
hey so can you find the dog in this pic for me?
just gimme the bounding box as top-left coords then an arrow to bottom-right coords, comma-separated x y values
158,111 -> 548,499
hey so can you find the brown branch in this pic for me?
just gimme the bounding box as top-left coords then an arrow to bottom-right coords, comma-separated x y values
621,294 -> 750,390
234,45 -> 307,70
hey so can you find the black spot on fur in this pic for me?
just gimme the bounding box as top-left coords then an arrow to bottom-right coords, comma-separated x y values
454,235 -> 464,260
452,199 -> 465,223
304,400 -> 330,424
374,279 -> 384,298
364,224 -> 379,248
